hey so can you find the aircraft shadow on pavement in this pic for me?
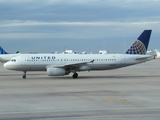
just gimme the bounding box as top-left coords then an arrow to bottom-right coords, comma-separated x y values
1,73 -> 160,80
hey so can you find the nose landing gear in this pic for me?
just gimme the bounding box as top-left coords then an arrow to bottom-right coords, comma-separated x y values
23,71 -> 26,79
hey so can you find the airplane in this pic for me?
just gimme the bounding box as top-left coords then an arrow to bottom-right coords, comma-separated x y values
154,49 -> 160,58
3,30 -> 154,79
0,46 -> 20,62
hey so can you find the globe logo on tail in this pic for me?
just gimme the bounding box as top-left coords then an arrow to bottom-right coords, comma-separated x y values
126,40 -> 146,54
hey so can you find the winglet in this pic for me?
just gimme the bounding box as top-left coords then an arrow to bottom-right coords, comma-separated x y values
90,60 -> 94,63
0,46 -> 8,54
126,30 -> 152,54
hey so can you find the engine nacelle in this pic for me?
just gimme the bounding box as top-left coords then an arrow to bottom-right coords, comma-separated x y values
47,68 -> 66,76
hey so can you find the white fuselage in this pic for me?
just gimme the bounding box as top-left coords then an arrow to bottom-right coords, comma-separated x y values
4,53 -> 154,72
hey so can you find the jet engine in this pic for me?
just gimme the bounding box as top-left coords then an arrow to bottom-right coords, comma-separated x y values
47,68 -> 66,76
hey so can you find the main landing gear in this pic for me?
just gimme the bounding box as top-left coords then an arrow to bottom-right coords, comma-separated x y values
23,71 -> 26,79
72,73 -> 78,79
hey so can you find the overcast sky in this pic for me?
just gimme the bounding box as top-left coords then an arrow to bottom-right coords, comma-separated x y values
0,0 -> 160,53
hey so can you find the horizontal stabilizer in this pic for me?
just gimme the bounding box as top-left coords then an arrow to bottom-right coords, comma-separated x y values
135,55 -> 154,60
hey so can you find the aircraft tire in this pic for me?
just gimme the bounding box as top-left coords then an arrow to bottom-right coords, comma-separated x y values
72,73 -> 78,79
23,75 -> 26,79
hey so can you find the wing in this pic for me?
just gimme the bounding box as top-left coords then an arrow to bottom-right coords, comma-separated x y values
46,60 -> 94,70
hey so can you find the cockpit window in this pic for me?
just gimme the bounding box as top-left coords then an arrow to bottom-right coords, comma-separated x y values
11,59 -> 16,62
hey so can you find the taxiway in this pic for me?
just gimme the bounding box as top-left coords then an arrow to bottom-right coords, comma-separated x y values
0,59 -> 160,120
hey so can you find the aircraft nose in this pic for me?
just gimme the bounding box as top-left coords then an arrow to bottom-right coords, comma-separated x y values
3,62 -> 9,69
3,62 -> 13,70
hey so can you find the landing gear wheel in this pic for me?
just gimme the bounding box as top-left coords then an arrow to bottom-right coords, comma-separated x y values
72,73 -> 78,79
23,75 -> 26,79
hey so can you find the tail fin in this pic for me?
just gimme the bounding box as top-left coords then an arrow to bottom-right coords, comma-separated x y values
126,30 -> 152,54
0,46 -> 8,54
